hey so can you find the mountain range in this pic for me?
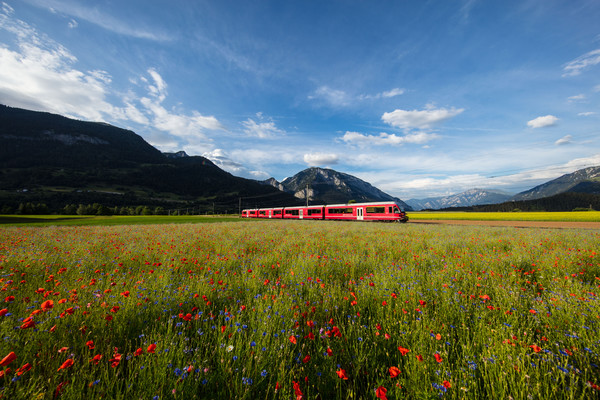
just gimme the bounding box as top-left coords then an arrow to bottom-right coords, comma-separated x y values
0,104 -> 297,213
1,104 -> 599,214
261,168 -> 411,210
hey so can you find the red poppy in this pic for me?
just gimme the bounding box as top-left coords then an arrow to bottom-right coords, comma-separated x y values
17,363 -> 32,375
302,354 -> 311,364
147,343 -> 157,353
0,309 -> 7,316
443,380 -> 452,389
398,346 -> 410,356
4,296 -> 15,302
419,299 -> 426,306
530,345 -> 542,353
293,381 -> 303,400
121,291 -> 130,297
109,353 -> 121,368
389,366 -> 401,378
57,359 -> 74,371
133,348 -> 143,356
0,368 -> 11,378
58,347 -> 69,353
275,381 -> 280,392
375,386 -> 388,400
41,300 -> 54,311
435,333 -> 442,340
20,318 -> 35,329
336,368 -> 349,380
326,348 -> 333,356
86,340 -> 94,350
416,354 -> 424,362
90,354 -> 102,364
434,353 -> 443,363
289,335 -> 297,344
0,351 -> 16,367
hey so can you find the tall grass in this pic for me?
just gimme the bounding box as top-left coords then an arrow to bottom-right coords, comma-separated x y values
0,221 -> 598,399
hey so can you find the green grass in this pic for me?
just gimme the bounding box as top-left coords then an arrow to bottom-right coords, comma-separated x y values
410,211 -> 600,222
0,221 -> 598,399
0,214 -> 241,226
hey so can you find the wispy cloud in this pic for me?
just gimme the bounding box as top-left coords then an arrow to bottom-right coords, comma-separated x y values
308,86 -> 351,107
555,135 -> 572,145
309,86 -> 405,107
23,0 -> 172,41
381,105 -> 464,130
242,113 -> 284,138
563,48 -> 600,76
567,94 -> 585,102
578,111 -> 596,116
527,115 -> 558,128
341,131 -> 439,146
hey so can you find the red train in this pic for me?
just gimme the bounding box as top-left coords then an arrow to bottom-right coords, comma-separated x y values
241,201 -> 408,222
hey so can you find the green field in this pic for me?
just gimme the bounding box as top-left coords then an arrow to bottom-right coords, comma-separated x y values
0,220 -> 599,399
409,211 -> 600,222
2,210 -> 599,227
0,214 -> 241,227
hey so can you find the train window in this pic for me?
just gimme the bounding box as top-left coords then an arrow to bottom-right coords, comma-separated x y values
366,207 -> 385,214
274,210 -> 282,215
285,209 -> 299,216
307,209 -> 322,215
328,208 -> 353,214
259,211 -> 266,215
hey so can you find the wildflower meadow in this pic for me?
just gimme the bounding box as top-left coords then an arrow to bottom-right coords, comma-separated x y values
0,220 -> 598,399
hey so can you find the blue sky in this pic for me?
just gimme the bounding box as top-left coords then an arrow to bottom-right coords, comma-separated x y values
1,0 -> 599,199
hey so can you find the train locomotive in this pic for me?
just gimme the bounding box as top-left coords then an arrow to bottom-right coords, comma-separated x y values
241,201 -> 408,222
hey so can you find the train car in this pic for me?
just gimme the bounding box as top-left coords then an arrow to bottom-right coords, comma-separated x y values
255,208 -> 284,219
242,201 -> 408,222
325,202 -> 408,222
282,206 -> 326,220
241,209 -> 258,218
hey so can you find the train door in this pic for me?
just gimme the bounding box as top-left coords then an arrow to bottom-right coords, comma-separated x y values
357,207 -> 364,220
268,210 -> 272,218
299,209 -> 304,219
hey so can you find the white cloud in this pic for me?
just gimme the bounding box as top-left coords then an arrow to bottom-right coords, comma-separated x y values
381,88 -> 405,98
578,111 -> 596,116
555,135 -> 572,145
563,49 -> 600,77
0,10 -> 115,120
567,94 -> 585,102
0,8 -> 223,154
67,19 -> 77,29
308,86 -> 350,107
594,84 -> 600,92
303,153 -> 340,166
242,113 -> 284,138
527,115 -> 558,128
381,105 -> 464,130
341,131 -> 439,146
